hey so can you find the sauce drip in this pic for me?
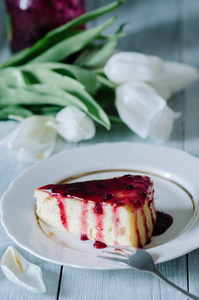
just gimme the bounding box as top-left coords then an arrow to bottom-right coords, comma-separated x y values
94,240 -> 107,249
153,211 -> 173,236
80,234 -> 89,241
57,196 -> 68,230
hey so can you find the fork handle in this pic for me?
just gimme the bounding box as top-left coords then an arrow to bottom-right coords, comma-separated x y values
152,269 -> 199,300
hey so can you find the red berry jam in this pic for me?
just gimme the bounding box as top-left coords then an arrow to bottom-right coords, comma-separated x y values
153,211 -> 173,236
93,240 -> 107,249
80,234 -> 89,241
39,174 -> 153,208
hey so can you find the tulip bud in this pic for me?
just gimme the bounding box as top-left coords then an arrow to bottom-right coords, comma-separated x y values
48,106 -> 96,142
104,52 -> 163,84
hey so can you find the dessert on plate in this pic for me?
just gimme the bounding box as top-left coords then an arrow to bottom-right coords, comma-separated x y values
34,174 -> 156,248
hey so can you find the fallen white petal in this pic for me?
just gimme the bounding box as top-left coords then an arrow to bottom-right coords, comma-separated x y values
0,115 -> 57,163
48,106 -> 96,142
149,61 -> 199,99
1,246 -> 46,293
116,82 -> 179,139
104,52 -> 164,84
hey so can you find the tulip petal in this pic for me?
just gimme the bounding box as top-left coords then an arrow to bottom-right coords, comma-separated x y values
0,116 -> 57,163
149,61 -> 199,99
1,246 -> 46,293
48,106 -> 96,142
116,82 -> 166,138
149,106 -> 181,140
104,52 -> 164,84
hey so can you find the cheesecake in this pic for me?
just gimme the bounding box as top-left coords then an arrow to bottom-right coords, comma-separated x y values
34,174 -> 156,248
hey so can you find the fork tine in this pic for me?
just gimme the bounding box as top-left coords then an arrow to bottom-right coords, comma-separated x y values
97,255 -> 128,265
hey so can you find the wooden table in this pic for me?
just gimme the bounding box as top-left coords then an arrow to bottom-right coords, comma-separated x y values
1,0 -> 199,299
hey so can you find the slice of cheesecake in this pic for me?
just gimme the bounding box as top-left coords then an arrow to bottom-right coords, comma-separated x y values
34,174 -> 156,248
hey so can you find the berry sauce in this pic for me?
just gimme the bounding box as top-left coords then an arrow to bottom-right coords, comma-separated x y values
56,196 -> 68,230
94,240 -> 107,249
80,234 -> 89,241
153,211 -> 173,236
39,174 -> 153,207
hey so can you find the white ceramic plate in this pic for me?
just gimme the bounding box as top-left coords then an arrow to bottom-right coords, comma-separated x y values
1,142 -> 199,270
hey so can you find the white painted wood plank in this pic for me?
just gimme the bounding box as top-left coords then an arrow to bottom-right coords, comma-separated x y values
181,0 -> 199,156
59,256 -> 188,300
182,1 -> 199,297
188,249 -> 199,297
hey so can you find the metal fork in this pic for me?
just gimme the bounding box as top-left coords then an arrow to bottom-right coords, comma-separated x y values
98,247 -> 199,300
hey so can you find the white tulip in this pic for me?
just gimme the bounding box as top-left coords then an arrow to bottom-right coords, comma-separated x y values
116,82 -> 180,140
104,51 -> 198,140
0,116 -> 57,163
104,52 -> 199,99
1,246 -> 46,293
48,106 -> 96,142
